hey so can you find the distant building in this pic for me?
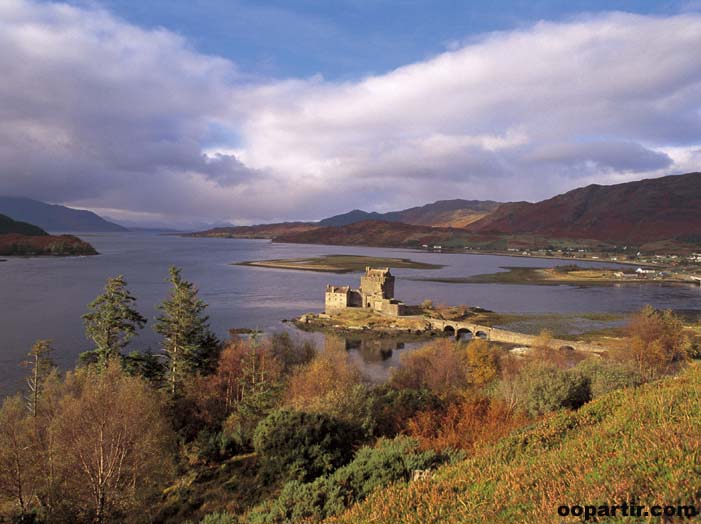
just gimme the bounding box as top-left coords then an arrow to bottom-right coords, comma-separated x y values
325,267 -> 408,316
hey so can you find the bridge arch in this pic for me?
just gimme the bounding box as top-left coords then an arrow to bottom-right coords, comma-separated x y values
443,325 -> 456,336
456,328 -> 472,341
475,330 -> 489,339
559,345 -> 575,351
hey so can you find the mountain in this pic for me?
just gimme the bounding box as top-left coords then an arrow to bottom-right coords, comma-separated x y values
0,196 -> 127,232
466,172 -> 701,244
319,199 -> 500,228
0,213 -> 97,256
0,213 -> 48,236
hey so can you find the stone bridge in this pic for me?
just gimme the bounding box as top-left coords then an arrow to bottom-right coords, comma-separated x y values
425,318 -> 607,354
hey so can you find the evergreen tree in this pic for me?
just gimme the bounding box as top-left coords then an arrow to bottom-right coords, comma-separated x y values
82,275 -> 147,369
155,266 -> 220,396
23,339 -> 56,417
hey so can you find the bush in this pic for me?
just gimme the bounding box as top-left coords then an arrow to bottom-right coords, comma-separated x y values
576,358 -> 643,398
193,429 -> 238,463
270,332 -> 316,371
201,512 -> 236,524
517,363 -> 591,417
253,409 -> 360,482
389,339 -> 468,395
248,437 -> 448,523
623,305 -> 691,379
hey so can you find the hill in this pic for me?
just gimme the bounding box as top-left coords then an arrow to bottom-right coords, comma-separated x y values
186,222 -> 321,239
275,220 -> 474,248
188,200 -> 500,239
0,212 -> 97,256
466,172 -> 701,244
0,196 -> 127,232
319,199 -> 499,228
0,213 -> 48,236
326,364 -> 701,524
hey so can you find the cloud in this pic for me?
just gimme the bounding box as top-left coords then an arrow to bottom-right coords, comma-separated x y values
0,2 -> 700,225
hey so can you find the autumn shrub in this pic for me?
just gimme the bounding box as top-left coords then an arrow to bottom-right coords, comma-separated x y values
389,339 -> 468,396
464,339 -> 500,385
406,395 -> 529,452
286,346 -> 363,411
575,357 -> 643,398
253,409 -> 361,483
515,362 -> 590,417
621,305 -> 691,379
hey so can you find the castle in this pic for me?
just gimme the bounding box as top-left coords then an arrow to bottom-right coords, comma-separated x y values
325,267 -> 407,316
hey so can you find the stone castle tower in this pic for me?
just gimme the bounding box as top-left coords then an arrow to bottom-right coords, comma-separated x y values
325,267 -> 405,316
359,267 -> 394,306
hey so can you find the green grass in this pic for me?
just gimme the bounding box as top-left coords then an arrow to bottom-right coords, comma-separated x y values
326,364 -> 701,524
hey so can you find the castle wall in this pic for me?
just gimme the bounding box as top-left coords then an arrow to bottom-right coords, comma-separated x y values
325,290 -> 349,314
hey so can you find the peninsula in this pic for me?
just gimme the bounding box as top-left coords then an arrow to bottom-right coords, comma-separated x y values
0,213 -> 97,256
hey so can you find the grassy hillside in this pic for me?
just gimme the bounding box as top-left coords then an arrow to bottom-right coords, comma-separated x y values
326,364 -> 701,524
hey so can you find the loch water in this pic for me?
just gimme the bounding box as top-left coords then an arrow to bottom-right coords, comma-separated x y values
1,232 -> 699,394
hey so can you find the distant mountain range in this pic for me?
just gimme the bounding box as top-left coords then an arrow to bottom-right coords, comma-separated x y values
186,199 -> 501,239
190,172 -> 701,252
319,199 -> 499,228
0,196 -> 126,233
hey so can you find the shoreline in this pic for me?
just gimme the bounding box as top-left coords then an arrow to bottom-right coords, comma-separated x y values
410,266 -> 699,287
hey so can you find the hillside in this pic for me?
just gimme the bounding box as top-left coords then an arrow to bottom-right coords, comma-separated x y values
319,199 -> 499,228
0,233 -> 97,256
275,220 -> 474,248
186,222 -> 321,239
326,364 -> 701,524
0,212 -> 97,255
467,172 -> 701,244
187,173 -> 701,251
188,200 -> 500,239
0,213 -> 48,236
0,196 -> 127,232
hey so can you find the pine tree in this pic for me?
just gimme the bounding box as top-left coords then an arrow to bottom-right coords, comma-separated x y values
22,339 -> 56,417
155,266 -> 220,396
82,275 -> 147,370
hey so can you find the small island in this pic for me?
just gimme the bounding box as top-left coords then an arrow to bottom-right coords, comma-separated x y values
238,254 -> 442,273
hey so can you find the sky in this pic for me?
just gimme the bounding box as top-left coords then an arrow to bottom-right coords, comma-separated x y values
1,0 -> 700,228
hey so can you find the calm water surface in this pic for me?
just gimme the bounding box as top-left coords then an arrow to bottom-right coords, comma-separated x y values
1,232 -> 699,393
